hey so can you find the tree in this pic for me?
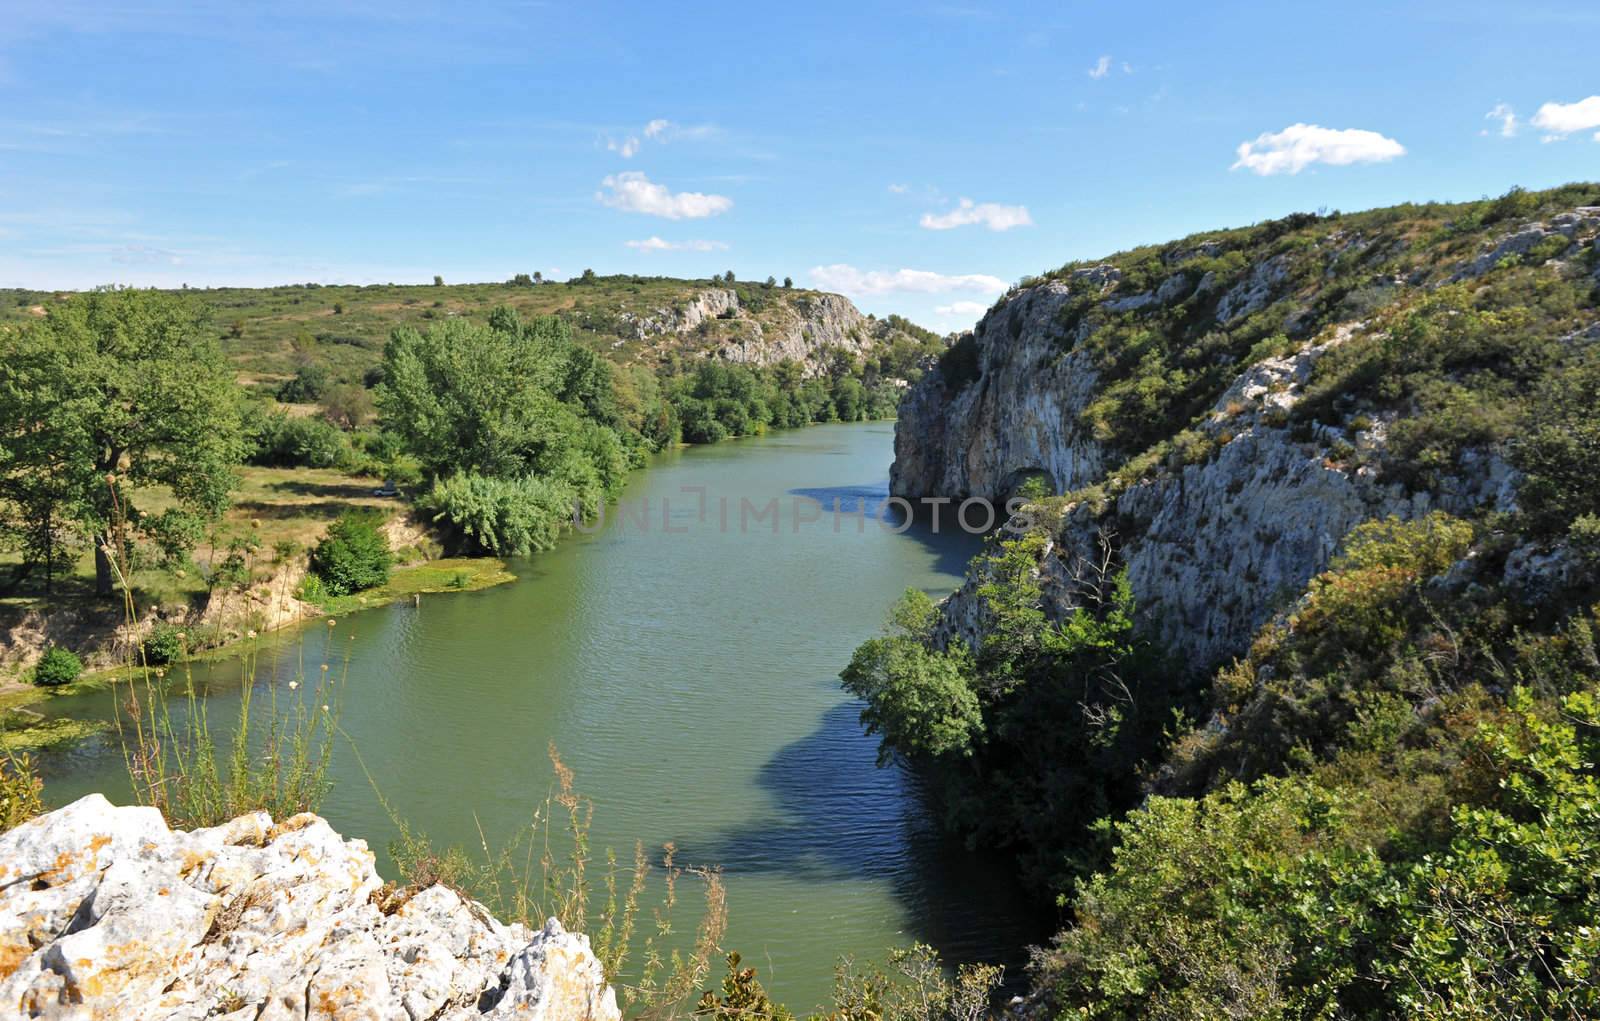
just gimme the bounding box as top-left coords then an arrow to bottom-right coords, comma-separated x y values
841,590 -> 982,764
433,274 -> 444,286
319,382 -> 373,430
0,425 -> 90,594
377,309 -> 581,480
783,276 -> 793,289
0,288 -> 244,596
724,270 -> 736,283
310,511 -> 392,595
764,276 -> 776,288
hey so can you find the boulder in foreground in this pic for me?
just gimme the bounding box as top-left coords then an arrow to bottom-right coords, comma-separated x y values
0,795 -> 621,1021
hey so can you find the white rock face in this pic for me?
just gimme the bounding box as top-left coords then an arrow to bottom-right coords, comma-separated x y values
709,292 -> 883,374
1214,253 -> 1291,323
891,282 -> 1107,502
909,293 -> 1519,669
618,288 -> 891,377
1449,208 -> 1600,281
617,288 -> 740,339
0,796 -> 621,1021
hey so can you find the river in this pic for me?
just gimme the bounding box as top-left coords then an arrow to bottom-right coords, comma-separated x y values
34,421 -> 1044,1012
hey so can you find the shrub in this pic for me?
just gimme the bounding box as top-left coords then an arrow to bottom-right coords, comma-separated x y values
143,621 -> 185,665
297,572 -> 328,604
0,754 -> 44,833
1040,684 -> 1600,1021
274,364 -> 329,403
247,409 -> 350,469
415,473 -> 576,556
33,645 -> 83,686
309,512 -> 393,596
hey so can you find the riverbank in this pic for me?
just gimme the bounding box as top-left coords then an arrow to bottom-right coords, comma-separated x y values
0,553 -> 515,752
0,420 -> 899,752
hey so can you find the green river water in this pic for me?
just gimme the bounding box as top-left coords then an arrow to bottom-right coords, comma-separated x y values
34,422 -> 1044,1011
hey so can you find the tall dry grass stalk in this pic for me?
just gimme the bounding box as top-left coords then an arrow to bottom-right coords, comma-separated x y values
105,480 -> 340,830
356,739 -> 727,1017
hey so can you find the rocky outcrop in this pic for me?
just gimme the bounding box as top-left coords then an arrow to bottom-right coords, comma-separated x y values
0,795 -> 620,1021
894,198 -> 1593,671
710,292 -> 883,373
931,324 -> 1517,666
891,282 -> 1106,502
1449,208 -> 1600,281
616,289 -> 740,339
619,289 -> 904,377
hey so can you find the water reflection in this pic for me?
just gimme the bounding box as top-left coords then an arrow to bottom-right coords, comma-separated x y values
680,700 -> 1048,976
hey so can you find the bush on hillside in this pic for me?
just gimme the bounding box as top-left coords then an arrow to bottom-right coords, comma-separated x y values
32,646 -> 83,686
309,512 -> 393,596
246,408 -> 351,469
143,621 -> 185,666
415,473 -> 576,557
274,364 -> 329,403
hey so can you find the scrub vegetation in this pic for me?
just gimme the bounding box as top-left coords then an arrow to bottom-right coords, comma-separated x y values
844,183 -> 1600,1018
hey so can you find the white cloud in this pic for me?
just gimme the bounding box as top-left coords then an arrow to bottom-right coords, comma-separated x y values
934,300 -> 988,319
1531,96 -> 1600,140
641,119 -> 716,143
1088,55 -> 1112,79
808,265 -> 1006,297
597,172 -> 733,220
624,237 -> 729,252
1483,103 -> 1518,138
887,183 -> 909,194
1231,123 -> 1406,175
919,198 -> 1033,232
605,120 -> 716,160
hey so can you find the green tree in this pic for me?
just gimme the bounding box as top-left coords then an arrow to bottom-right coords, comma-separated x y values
377,311 -> 579,480
842,590 -> 982,764
0,289 -> 244,596
309,511 -> 393,596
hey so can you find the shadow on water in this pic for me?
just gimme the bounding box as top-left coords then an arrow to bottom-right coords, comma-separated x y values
675,700 -> 1053,980
788,483 -> 988,582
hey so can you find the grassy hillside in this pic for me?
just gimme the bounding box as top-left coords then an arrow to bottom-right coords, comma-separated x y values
0,274 -> 940,391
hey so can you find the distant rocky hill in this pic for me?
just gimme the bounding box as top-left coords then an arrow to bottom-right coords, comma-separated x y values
0,276 -> 941,388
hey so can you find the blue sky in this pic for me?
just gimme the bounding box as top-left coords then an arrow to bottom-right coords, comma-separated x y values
2,1 -> 1598,330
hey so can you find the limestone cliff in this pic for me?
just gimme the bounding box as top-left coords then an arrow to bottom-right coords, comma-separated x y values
616,288 -> 920,377
0,796 -> 620,1021
898,195 -> 1600,671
